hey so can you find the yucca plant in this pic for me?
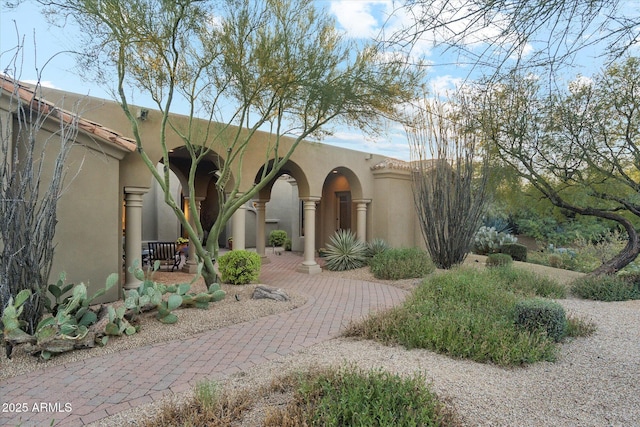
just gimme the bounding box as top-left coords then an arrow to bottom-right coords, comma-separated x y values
324,230 -> 368,271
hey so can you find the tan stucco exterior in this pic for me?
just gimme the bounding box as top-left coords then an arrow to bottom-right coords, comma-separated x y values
2,79 -> 423,302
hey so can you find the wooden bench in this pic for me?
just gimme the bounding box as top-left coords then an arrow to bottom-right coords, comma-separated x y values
147,241 -> 181,271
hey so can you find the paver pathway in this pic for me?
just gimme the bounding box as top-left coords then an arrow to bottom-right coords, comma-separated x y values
0,252 -> 408,426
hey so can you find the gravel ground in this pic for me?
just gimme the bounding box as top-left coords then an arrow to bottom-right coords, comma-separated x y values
3,259 -> 639,426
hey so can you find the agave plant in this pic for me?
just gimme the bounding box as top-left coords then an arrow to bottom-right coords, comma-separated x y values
365,238 -> 390,260
324,229 -> 368,271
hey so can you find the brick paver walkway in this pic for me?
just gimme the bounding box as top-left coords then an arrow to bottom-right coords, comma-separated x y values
0,252 -> 408,426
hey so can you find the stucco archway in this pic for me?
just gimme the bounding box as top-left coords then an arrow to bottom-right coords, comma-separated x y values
319,166 -> 369,247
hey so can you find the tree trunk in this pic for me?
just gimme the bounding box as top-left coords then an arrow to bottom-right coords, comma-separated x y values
590,224 -> 640,276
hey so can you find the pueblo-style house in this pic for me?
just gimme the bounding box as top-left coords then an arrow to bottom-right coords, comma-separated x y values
1,77 -> 423,303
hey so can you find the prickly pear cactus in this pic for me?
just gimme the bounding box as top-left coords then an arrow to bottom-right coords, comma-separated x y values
473,226 -> 518,255
2,290 -> 36,357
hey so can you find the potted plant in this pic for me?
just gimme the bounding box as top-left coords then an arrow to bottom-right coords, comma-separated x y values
176,237 -> 189,251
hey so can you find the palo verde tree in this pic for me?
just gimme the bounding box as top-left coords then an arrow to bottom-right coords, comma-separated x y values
406,94 -> 489,269
0,49 -> 82,333
35,0 -> 423,285
474,57 -> 640,275
387,0 -> 639,78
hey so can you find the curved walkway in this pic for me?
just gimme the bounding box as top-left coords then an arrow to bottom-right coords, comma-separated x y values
0,252 -> 408,426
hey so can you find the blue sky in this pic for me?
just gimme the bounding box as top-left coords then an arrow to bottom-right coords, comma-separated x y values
1,1 -> 632,160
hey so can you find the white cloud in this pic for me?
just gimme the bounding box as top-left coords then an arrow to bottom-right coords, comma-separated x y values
429,75 -> 463,96
329,0 -> 389,39
321,129 -> 411,161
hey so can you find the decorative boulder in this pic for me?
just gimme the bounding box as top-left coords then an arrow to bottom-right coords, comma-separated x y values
252,285 -> 290,302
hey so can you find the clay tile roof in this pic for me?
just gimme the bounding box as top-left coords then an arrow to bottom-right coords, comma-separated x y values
1,76 -> 136,153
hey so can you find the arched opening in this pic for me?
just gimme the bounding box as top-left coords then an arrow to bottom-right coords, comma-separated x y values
142,147 -> 224,246
252,159 -> 310,253
320,166 -> 364,247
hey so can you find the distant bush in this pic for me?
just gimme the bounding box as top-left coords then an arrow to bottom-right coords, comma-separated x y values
501,243 -> 528,262
570,275 -> 640,301
324,230 -> 367,271
486,253 -> 513,268
514,298 -> 567,342
369,247 -> 435,280
525,230 -> 629,274
547,254 -> 564,269
218,250 -> 261,285
268,230 -> 288,247
284,238 -> 292,251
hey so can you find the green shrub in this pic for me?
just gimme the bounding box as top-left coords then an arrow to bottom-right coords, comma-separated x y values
284,238 -> 292,251
501,243 -> 528,262
369,247 -> 435,280
365,238 -> 389,260
323,230 -> 368,271
280,366 -> 449,426
268,230 -> 288,247
514,298 -> 567,342
345,267 -> 560,366
217,250 -> 261,285
570,274 -> 640,301
488,266 -> 566,298
486,253 -> 513,267
547,254 -> 564,269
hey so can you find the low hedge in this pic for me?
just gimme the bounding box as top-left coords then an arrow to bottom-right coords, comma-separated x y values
500,243 -> 528,262
369,247 -> 435,280
514,298 -> 567,342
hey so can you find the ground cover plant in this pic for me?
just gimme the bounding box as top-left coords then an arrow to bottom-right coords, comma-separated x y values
141,378 -> 254,427
142,365 -> 460,427
344,266 -> 584,366
570,275 -> 640,301
369,247 -> 435,280
486,253 -> 513,268
265,365 -> 457,426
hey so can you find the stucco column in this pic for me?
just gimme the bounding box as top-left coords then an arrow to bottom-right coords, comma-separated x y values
232,198 -> 246,250
182,196 -> 204,274
254,199 -> 270,264
354,199 -> 371,242
296,197 -> 322,274
124,187 -> 149,290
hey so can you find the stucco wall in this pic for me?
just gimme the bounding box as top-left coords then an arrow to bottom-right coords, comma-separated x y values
51,140 -> 123,303
371,167 -> 420,248
0,107 -> 127,304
